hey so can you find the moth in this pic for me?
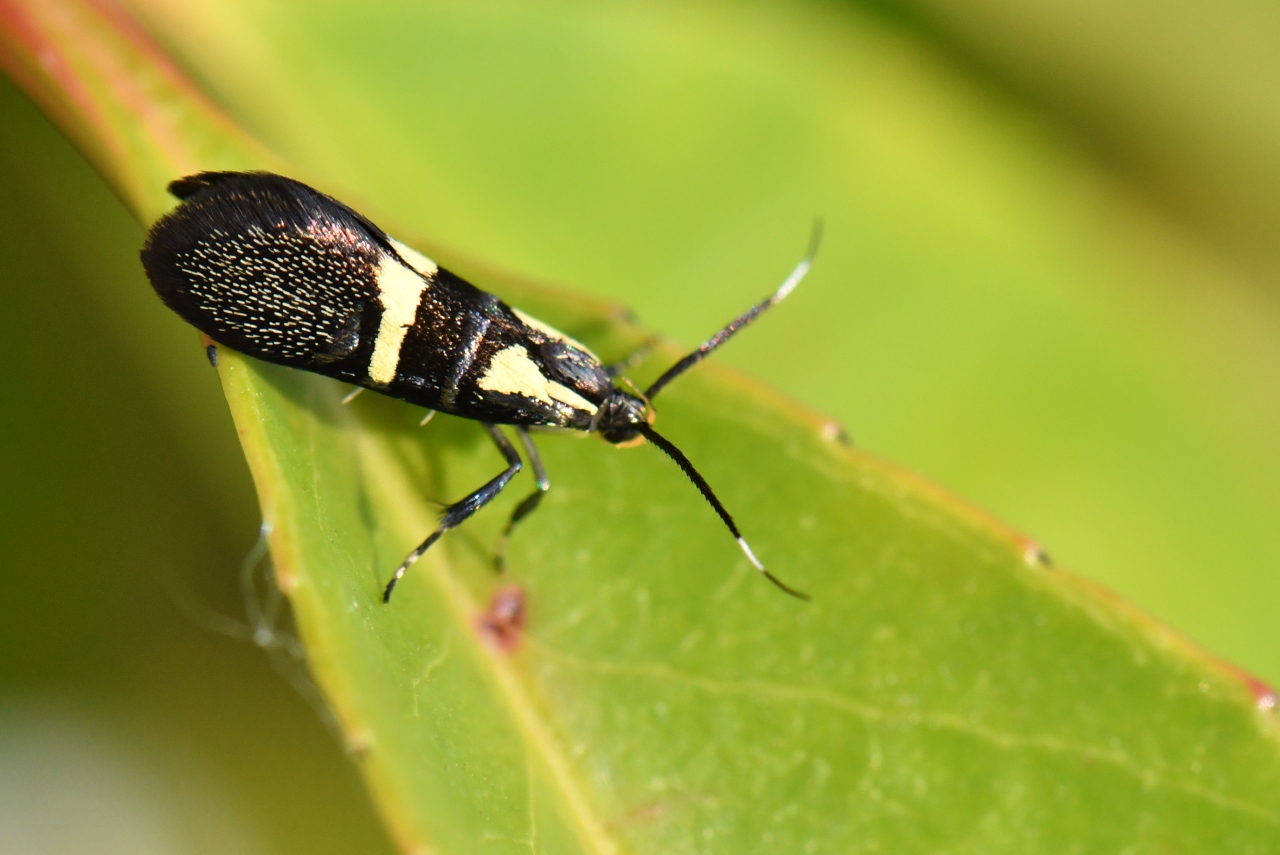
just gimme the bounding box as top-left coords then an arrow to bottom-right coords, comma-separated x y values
142,172 -> 817,601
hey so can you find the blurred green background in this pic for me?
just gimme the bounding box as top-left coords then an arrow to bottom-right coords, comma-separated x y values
3,0 -> 1280,851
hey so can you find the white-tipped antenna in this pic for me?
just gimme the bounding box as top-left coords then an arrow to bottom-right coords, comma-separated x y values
637,423 -> 809,601
645,220 -> 823,401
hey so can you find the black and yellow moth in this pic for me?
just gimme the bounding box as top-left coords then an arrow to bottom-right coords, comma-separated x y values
142,171 -> 817,601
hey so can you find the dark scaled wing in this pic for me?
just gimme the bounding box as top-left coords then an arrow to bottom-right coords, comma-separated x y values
140,172 -> 386,379
142,170 -> 616,427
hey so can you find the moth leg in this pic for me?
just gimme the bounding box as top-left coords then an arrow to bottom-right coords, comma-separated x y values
383,424 -> 522,602
493,427 -> 550,573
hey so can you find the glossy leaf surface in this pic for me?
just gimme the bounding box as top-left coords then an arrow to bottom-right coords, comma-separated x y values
120,0 -> 1280,691
4,1 -> 1280,852
223,289 -> 1280,852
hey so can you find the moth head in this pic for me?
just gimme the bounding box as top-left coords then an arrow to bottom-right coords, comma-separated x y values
594,390 -> 651,446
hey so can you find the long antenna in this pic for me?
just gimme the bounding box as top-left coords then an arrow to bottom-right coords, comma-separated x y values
637,423 -> 809,600
644,220 -> 823,401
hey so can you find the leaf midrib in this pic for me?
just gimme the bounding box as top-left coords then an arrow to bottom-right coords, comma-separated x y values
350,407 -> 624,855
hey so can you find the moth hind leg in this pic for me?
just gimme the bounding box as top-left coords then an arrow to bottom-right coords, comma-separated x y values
383,424 -> 522,602
493,427 -> 550,573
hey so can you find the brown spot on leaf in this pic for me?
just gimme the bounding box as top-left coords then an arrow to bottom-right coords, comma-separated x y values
1242,674 -> 1278,711
344,727 -> 374,758
609,801 -> 670,828
477,585 -> 526,652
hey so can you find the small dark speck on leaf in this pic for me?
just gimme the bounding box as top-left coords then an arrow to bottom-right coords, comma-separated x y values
1022,542 -> 1053,569
820,421 -> 852,446
477,585 -> 527,652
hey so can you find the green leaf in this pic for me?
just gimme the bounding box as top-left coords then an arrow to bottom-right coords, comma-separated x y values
121,0 -> 1280,692
227,299 -> 1280,852
7,1 -> 1280,852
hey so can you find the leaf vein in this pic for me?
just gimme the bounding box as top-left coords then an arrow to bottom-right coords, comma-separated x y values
537,647 -> 1280,827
